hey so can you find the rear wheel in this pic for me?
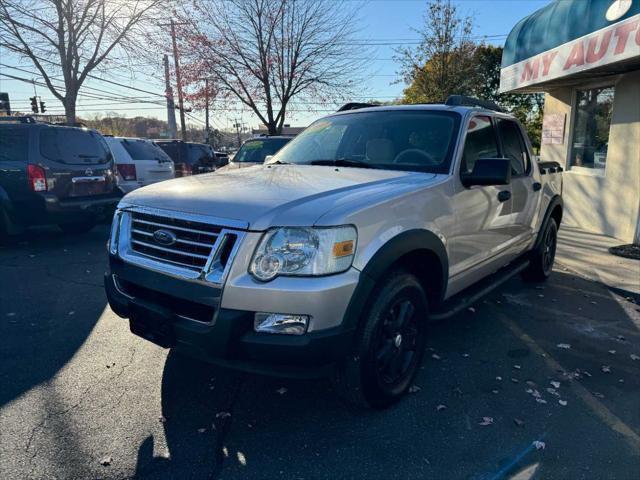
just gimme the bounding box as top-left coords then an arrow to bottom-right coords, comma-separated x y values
333,270 -> 428,409
58,220 -> 96,235
522,218 -> 558,281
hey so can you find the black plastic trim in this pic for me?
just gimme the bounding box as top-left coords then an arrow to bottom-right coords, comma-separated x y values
533,195 -> 563,250
343,229 -> 448,331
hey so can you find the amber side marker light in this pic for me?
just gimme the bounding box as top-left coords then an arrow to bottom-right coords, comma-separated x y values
333,240 -> 354,258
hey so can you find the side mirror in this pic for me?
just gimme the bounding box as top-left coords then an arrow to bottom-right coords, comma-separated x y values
462,158 -> 511,187
264,155 -> 274,164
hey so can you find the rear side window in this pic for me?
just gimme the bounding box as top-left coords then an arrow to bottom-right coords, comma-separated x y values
460,116 -> 499,174
187,144 -> 213,164
0,127 -> 29,162
496,119 -> 530,176
40,128 -> 110,165
121,139 -> 171,161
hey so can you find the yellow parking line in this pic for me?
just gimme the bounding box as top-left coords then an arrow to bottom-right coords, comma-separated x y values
497,312 -> 640,452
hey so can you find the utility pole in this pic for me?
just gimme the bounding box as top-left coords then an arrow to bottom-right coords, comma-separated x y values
163,54 -> 178,139
204,78 -> 210,145
233,118 -> 243,148
170,19 -> 187,141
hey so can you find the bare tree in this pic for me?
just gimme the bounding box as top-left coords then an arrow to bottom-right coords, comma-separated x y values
0,0 -> 164,123
177,0 -> 367,134
395,0 -> 476,103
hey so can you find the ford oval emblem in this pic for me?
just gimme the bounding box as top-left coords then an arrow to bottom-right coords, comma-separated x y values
153,229 -> 177,246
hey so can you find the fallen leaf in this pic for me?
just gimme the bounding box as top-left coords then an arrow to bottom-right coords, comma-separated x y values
6,312 -> 16,317
582,370 -> 593,378
431,353 -> 441,360
550,381 -> 561,389
496,376 -> 502,381
100,456 -> 112,466
558,400 -> 567,406
593,392 -> 605,399
276,387 -> 288,395
159,416 -> 166,423
630,354 -> 640,361
546,388 -> 559,397
436,404 -> 447,411
532,440 -> 546,450
513,418 -> 525,427
556,343 -> 571,349
479,416 -> 494,426
467,307 -> 476,313
535,398 -> 547,404
608,350 -> 616,355
216,411 -> 231,419
513,365 -> 521,370
491,389 -> 499,394
409,385 -> 421,393
453,387 -> 463,396
68,311 -> 75,316
601,365 -> 611,373
198,428 -> 206,433
511,378 -> 519,383
462,353 -> 470,358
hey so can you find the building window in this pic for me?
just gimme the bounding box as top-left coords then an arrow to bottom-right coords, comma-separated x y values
569,86 -> 615,171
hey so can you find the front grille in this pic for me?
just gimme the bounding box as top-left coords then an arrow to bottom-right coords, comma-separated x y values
129,211 -> 224,271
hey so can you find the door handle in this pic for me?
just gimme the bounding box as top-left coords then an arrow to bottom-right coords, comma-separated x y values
532,182 -> 542,191
497,190 -> 511,202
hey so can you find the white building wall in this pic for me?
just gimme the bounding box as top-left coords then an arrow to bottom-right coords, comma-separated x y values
540,70 -> 640,243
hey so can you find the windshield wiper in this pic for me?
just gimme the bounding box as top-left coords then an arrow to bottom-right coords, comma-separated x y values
310,159 -> 379,169
267,159 -> 291,165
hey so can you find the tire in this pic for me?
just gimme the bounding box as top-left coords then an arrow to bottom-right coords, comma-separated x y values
333,270 -> 429,409
59,220 -> 96,235
522,218 -> 558,282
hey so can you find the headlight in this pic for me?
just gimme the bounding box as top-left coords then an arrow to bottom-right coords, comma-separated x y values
108,209 -> 123,255
250,226 -> 357,281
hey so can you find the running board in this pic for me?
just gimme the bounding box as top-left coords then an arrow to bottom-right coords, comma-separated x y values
430,259 -> 530,321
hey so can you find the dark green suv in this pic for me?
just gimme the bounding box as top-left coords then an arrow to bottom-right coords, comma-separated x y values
0,117 -> 121,240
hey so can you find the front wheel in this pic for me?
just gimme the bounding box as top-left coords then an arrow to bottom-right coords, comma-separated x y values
333,270 -> 429,409
522,218 -> 558,281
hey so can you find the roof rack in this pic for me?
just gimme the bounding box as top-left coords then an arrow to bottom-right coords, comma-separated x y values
445,95 -> 504,112
337,102 -> 375,112
0,115 -> 37,124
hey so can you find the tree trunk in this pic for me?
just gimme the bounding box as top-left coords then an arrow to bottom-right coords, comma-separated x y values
63,92 -> 77,125
267,121 -> 279,135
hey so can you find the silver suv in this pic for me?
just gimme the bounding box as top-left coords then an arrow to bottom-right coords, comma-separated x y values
105,98 -> 563,408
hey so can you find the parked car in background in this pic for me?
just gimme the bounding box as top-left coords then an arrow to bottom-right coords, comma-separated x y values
217,135 -> 293,171
154,140 -> 227,176
105,97 -> 563,408
105,137 -> 174,193
0,117 -> 121,241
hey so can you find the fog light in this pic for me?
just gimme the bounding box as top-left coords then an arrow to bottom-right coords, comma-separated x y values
254,313 -> 309,335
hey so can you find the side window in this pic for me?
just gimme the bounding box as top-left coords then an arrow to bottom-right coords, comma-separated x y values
0,127 -> 29,162
496,119 -> 529,176
460,116 -> 499,174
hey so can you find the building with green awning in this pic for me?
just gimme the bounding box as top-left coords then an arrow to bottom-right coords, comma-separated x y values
501,0 -> 640,243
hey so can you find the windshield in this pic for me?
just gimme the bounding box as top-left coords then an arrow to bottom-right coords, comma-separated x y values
273,110 -> 460,173
234,138 -> 291,163
121,139 -> 172,162
40,127 -> 111,165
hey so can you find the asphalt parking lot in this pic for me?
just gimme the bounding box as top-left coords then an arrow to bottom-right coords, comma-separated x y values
1,225 -> 639,480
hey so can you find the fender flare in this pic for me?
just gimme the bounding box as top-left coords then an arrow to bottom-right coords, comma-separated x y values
343,229 -> 448,331
534,195 -> 563,250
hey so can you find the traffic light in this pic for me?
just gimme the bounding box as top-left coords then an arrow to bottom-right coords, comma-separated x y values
0,93 -> 10,115
30,96 -> 38,113
39,100 -> 46,113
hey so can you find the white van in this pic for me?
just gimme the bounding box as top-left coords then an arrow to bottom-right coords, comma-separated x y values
105,137 -> 175,193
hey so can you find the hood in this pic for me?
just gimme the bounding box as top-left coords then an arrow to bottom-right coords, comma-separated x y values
122,164 -> 437,230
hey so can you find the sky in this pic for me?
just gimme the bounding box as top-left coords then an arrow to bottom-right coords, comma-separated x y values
0,0 -> 553,133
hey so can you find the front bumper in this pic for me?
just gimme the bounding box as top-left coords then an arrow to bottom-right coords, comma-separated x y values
105,256 -> 356,378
